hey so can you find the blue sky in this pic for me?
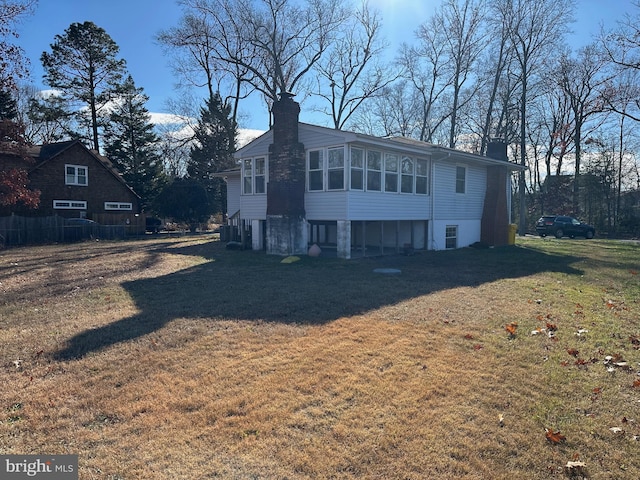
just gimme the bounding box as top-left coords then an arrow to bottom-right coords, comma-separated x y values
15,0 -> 637,131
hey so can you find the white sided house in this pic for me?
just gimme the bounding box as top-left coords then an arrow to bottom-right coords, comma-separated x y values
221,94 -> 523,259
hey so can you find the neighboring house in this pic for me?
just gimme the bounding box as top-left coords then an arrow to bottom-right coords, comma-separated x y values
1,140 -> 141,223
220,96 -> 524,259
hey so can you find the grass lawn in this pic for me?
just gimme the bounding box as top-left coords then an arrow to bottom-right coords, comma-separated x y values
1,235 -> 639,479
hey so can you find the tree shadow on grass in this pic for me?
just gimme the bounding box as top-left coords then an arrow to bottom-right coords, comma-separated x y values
53,242 -> 583,360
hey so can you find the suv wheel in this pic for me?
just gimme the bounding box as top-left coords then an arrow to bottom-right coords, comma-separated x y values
555,229 -> 564,239
586,230 -> 594,239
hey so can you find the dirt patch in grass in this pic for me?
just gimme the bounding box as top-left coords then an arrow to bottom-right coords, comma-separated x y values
1,236 -> 639,479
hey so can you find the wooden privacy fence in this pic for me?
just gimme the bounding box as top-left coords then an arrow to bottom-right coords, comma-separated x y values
0,215 -> 144,248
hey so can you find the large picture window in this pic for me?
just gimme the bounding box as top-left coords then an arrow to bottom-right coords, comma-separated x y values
65,165 -> 87,186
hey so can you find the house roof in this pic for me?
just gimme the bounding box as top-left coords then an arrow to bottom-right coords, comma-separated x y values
28,139 -> 141,199
235,122 -> 526,171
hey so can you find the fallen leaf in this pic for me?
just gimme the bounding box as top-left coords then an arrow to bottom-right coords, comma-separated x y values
545,428 -> 566,444
463,333 -> 474,340
473,344 -> 484,350
567,348 -> 579,357
546,322 -> 558,332
609,427 -> 624,434
633,379 -> 640,388
592,387 -> 602,394
505,322 -> 518,337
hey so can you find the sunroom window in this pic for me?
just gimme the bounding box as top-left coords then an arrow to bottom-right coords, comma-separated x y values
401,156 -> 414,193
328,147 -> 344,190
416,159 -> 429,194
350,148 -> 364,190
384,153 -> 399,192
366,150 -> 381,191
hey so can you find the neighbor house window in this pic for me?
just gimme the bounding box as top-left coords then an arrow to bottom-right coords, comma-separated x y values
416,159 -> 429,194
384,153 -> 399,192
53,200 -> 87,210
308,150 -> 324,191
350,148 -> 364,190
328,147 -> 345,190
65,165 -> 87,186
366,150 -> 381,191
104,202 -> 132,211
445,225 -> 458,249
401,156 -> 414,193
456,166 -> 466,194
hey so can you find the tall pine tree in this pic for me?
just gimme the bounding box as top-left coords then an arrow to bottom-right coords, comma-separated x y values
41,21 -> 127,152
103,75 -> 167,209
187,93 -> 237,215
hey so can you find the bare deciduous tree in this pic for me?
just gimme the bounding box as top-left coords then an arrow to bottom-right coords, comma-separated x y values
312,1 -> 396,129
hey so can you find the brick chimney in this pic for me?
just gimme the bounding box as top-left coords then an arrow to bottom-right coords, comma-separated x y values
481,140 -> 510,246
265,92 -> 308,255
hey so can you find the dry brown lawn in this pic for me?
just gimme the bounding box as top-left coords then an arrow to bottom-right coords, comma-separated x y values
1,235 -> 639,479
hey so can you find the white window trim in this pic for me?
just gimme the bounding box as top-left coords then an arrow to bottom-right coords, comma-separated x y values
104,202 -> 132,211
53,200 -> 87,210
241,157 -> 268,195
65,164 -> 88,186
445,225 -> 458,249
307,146 -> 346,192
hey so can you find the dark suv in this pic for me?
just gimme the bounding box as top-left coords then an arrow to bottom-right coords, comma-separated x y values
536,215 -> 595,239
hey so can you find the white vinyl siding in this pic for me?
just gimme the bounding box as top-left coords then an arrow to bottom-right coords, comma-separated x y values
456,166 -> 466,194
433,163 -> 485,221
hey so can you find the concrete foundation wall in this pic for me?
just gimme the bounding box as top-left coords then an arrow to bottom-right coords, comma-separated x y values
266,215 -> 308,256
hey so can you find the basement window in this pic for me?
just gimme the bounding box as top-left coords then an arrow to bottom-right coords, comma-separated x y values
445,225 -> 458,249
